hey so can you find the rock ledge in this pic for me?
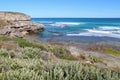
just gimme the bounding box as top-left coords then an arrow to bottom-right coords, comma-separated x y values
0,12 -> 44,37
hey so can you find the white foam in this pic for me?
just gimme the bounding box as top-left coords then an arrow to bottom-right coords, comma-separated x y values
49,23 -> 66,28
48,22 -> 84,28
39,21 -> 53,24
66,32 -> 120,39
99,26 -> 120,30
67,27 -> 120,39
55,22 -> 84,26
86,29 -> 111,34
111,31 -> 120,34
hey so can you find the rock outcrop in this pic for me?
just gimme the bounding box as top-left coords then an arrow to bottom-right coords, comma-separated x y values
0,12 -> 44,37
0,12 -> 31,21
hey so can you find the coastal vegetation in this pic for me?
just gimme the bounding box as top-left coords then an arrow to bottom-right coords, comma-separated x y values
0,12 -> 120,80
0,19 -> 12,28
87,45 -> 120,56
104,47 -> 120,56
0,35 -> 75,60
90,56 -> 104,63
0,35 -> 120,80
0,49 -> 120,80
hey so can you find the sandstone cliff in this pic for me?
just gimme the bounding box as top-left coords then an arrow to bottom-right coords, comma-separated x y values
0,12 -> 44,37
0,12 -> 31,21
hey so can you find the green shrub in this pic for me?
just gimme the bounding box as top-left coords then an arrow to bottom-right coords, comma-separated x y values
13,38 -> 39,48
0,57 -> 44,72
0,48 -> 120,80
18,47 -> 42,59
0,69 -> 41,80
13,38 -> 74,60
0,49 -> 15,58
0,36 -> 120,79
0,48 -> 8,57
90,56 -> 103,63
48,45 -> 76,60
104,47 -> 120,56
41,61 -> 120,80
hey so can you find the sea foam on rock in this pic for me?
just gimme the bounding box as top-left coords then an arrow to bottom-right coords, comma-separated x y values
0,12 -> 44,37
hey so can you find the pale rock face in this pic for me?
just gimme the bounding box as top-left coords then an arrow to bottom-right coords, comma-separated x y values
21,31 -> 28,36
0,12 -> 44,37
0,12 -> 31,21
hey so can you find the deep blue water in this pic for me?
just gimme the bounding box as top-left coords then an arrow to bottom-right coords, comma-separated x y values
32,18 -> 120,42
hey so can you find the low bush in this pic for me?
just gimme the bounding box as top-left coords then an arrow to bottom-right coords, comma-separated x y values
0,48 -> 120,80
42,62 -> 120,80
18,47 -> 42,59
13,38 -> 39,48
104,47 -> 120,56
90,56 -> 104,63
13,38 -> 75,60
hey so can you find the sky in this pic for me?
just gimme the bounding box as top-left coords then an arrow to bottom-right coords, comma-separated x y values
0,0 -> 120,18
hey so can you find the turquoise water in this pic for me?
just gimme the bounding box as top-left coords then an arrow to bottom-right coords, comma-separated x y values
32,18 -> 120,42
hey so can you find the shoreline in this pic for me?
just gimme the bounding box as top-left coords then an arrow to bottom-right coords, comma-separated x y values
49,39 -> 120,70
1,12 -> 120,79
24,34 -> 120,70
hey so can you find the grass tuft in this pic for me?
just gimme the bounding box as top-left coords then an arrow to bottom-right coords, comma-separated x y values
104,47 -> 120,56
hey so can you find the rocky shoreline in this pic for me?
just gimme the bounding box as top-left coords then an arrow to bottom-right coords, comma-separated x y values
0,12 -> 44,37
47,39 -> 120,69
0,12 -> 120,79
0,11 -> 120,70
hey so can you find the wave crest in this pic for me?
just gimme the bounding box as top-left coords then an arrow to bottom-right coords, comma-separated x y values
66,32 -> 120,39
99,26 -> 120,30
55,22 -> 84,26
86,29 -> 111,34
67,26 -> 120,39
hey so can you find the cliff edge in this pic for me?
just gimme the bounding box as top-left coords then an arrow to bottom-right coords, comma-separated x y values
0,12 -> 44,37
0,12 -> 31,21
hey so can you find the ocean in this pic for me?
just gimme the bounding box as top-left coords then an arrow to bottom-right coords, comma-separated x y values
32,18 -> 120,42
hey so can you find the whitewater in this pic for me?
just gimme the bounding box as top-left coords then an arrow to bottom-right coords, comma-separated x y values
32,18 -> 120,42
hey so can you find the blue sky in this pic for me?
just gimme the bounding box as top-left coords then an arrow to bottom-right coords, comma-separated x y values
0,0 -> 120,18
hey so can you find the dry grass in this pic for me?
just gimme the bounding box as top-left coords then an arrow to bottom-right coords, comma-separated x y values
0,19 -> 13,28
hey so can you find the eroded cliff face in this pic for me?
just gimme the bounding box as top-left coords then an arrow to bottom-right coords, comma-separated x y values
0,12 -> 31,21
0,12 -> 44,37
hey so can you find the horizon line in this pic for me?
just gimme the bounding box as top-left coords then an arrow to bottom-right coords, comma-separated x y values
32,17 -> 120,18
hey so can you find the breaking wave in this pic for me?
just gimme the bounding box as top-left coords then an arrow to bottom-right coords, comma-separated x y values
45,22 -> 85,28
66,32 -> 120,39
66,26 -> 120,39
55,22 -> 84,26
99,26 -> 120,30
